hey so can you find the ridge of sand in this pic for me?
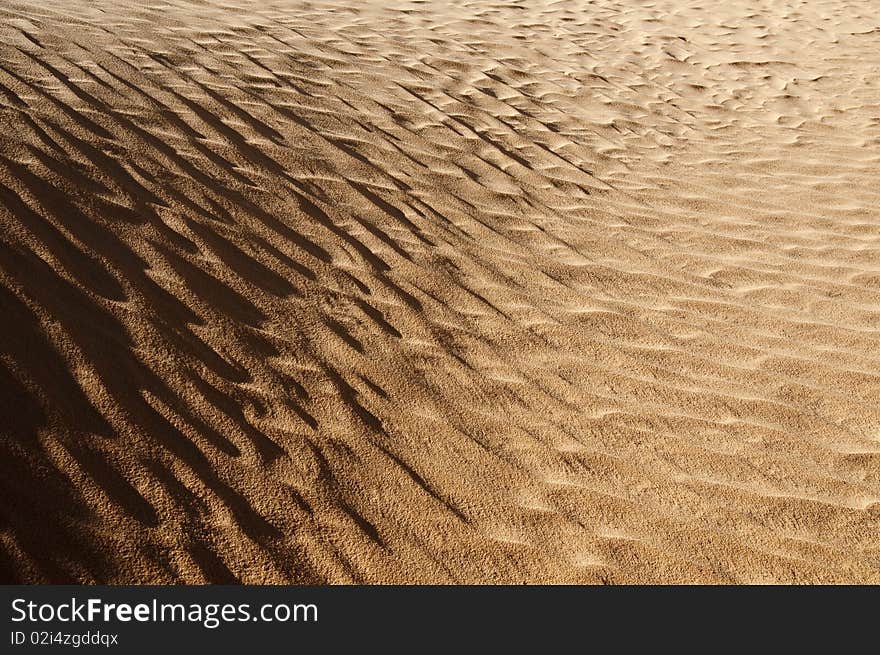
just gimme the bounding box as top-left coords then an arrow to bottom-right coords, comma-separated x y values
1,0 -> 879,583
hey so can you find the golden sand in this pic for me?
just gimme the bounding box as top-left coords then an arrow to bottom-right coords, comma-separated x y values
1,0 -> 879,583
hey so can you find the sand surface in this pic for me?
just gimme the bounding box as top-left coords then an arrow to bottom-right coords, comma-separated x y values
1,0 -> 879,583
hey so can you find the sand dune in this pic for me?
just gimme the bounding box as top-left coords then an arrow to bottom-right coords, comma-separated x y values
1,0 -> 879,583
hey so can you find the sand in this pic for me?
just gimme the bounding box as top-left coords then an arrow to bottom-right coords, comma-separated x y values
0,0 -> 878,584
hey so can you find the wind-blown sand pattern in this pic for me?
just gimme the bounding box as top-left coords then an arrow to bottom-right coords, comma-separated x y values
1,0 -> 879,584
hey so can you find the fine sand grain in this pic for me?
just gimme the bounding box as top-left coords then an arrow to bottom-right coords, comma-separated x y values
1,0 -> 879,583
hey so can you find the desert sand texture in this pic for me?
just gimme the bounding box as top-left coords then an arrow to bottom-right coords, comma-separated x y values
1,0 -> 879,584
